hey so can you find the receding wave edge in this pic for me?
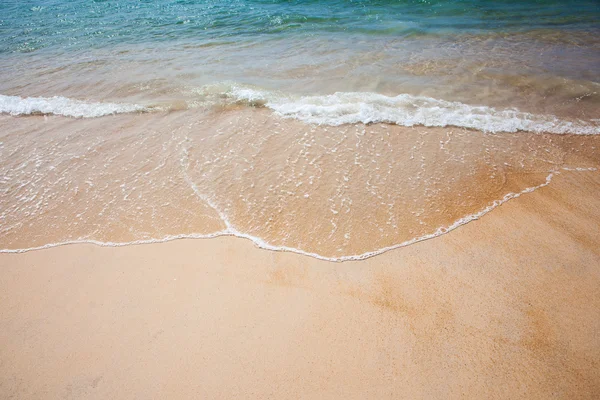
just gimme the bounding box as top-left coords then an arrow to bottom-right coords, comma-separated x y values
3,168 -> 595,261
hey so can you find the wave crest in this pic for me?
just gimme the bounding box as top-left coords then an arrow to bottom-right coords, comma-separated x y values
225,85 -> 600,135
0,94 -> 147,118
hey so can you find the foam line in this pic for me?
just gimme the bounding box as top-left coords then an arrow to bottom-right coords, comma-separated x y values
224,85 -> 600,135
0,94 -> 148,118
1,169 -> 580,262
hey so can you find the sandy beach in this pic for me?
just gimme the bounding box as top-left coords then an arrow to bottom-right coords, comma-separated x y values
1,169 -> 598,399
2,1 -> 600,399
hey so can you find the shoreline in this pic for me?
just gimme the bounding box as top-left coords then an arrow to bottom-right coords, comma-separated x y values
1,169 -> 599,399
0,169 -> 559,262
1,164 -> 594,263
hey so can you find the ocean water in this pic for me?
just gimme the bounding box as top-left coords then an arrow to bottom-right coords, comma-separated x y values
0,0 -> 599,260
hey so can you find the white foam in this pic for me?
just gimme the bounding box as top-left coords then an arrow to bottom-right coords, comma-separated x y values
0,169 -> 578,262
0,94 -> 148,118
227,85 -> 600,135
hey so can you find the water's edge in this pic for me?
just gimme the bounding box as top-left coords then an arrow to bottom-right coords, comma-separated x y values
4,169 -> 596,262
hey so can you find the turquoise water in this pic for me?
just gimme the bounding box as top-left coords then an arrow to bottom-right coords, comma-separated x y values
1,0 -> 599,54
1,1 -> 599,119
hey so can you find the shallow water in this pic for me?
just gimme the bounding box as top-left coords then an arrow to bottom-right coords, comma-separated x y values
0,0 -> 599,259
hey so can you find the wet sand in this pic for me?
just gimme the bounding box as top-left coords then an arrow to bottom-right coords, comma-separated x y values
1,169 -> 599,399
3,110 -> 599,258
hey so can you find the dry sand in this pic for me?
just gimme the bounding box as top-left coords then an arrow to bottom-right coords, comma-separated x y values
1,169 -> 599,399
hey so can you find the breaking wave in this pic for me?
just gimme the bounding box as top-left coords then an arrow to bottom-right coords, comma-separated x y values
0,94 -> 148,118
222,84 -> 600,135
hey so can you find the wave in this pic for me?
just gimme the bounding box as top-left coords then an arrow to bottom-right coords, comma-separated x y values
4,169 -> 594,262
4,87 -> 599,135
0,94 -> 148,118
223,85 -> 600,135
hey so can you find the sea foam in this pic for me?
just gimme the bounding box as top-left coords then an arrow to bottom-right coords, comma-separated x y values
0,170 -> 566,262
226,85 -> 600,135
0,94 -> 147,118
3,87 -> 599,135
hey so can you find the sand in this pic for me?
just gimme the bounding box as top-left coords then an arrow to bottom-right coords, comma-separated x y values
1,169 -> 599,399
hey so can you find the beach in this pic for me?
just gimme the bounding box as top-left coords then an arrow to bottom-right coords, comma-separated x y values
1,169 -> 599,399
1,1 -> 600,398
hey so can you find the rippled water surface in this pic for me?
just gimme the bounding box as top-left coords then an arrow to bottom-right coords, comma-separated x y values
1,0 -> 599,259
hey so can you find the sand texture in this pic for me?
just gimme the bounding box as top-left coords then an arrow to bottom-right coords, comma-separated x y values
1,170 -> 599,399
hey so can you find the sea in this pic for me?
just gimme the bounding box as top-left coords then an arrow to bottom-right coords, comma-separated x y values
0,0 -> 599,260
